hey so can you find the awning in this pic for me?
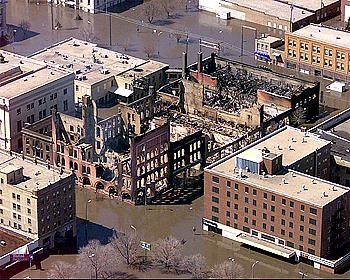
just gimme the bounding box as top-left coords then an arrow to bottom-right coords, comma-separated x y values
254,51 -> 271,60
110,87 -> 133,98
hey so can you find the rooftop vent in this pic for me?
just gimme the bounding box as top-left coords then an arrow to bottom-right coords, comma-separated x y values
302,137 -> 306,143
282,178 -> 287,184
292,171 -> 296,177
336,36 -> 341,39
288,145 -> 292,150
323,191 -> 328,197
312,179 -> 316,184
302,184 -> 307,191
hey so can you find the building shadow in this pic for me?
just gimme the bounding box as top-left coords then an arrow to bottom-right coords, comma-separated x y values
76,217 -> 115,248
153,19 -> 175,26
0,24 -> 40,47
108,0 -> 143,13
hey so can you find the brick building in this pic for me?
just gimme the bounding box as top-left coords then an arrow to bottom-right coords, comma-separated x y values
285,24 -> 350,81
203,126 -> 350,273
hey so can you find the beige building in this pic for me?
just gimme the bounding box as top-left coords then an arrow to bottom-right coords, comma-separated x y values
0,0 -> 6,38
255,35 -> 285,66
285,24 -> 350,81
0,50 -> 75,152
0,151 -> 76,249
199,0 -> 340,32
31,38 -> 169,107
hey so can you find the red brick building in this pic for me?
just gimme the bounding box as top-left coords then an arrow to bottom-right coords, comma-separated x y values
203,126 -> 350,273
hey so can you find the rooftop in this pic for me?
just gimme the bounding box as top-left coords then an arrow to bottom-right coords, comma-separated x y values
317,130 -> 350,163
332,117 -> 350,141
209,155 -> 347,208
0,229 -> 30,258
30,38 -> 168,86
224,0 -> 313,22
291,24 -> 350,50
257,35 -> 283,44
0,50 -> 71,100
0,152 -> 71,192
251,126 -> 330,166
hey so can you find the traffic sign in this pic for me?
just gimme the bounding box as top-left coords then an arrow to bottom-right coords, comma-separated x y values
141,241 -> 151,251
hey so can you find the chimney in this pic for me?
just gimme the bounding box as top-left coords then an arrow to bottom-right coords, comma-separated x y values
182,52 -> 188,78
198,52 -> 203,73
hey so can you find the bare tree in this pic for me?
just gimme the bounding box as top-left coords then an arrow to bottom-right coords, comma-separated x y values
19,20 -> 31,39
77,239 -> 123,279
151,236 -> 184,272
144,42 -> 155,58
210,260 -> 244,279
48,261 -> 77,279
158,0 -> 176,18
121,38 -> 130,52
180,254 -> 207,279
143,2 -> 160,24
81,25 -> 99,43
109,229 -> 141,266
291,107 -> 306,126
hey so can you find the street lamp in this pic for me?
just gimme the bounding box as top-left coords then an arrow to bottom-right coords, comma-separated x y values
251,260 -> 259,279
85,199 -> 92,245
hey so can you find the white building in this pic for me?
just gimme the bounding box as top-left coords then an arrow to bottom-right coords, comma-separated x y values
0,50 -> 75,152
51,0 -> 136,14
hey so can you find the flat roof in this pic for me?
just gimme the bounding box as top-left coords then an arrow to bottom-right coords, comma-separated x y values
318,131 -> 350,163
207,126 -> 342,207
224,0 -> 313,22
258,35 -> 283,44
253,126 -> 329,166
0,229 -> 29,258
0,50 -> 71,100
291,24 -> 350,50
332,117 -> 350,141
285,0 -> 338,12
211,157 -> 347,207
0,152 -> 71,192
30,38 -> 168,86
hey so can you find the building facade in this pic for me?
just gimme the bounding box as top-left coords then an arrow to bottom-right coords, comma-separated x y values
0,152 -> 76,250
0,50 -> 75,152
203,126 -> 350,273
341,0 -> 350,22
255,35 -> 285,66
285,24 -> 350,81
0,0 -> 6,39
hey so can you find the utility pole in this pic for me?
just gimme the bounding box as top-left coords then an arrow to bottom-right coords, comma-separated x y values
109,13 -> 112,47
290,4 -> 294,32
51,0 -> 54,30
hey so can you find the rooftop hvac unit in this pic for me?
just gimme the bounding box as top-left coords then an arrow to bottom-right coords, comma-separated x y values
100,68 -> 110,75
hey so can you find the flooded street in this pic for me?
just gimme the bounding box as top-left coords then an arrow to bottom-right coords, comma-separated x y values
4,0 -> 275,67
12,188 -> 345,279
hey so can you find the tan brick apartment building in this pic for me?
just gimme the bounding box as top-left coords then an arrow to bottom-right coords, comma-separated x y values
203,126 -> 350,273
0,151 -> 76,250
285,24 -> 350,81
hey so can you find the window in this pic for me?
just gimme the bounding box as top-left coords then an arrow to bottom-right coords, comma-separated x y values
281,219 -> 285,226
212,197 -> 219,203
271,216 -> 275,222
300,215 -> 304,222
245,197 -> 249,203
282,199 -> 286,205
212,176 -> 219,184
227,201 -> 231,207
252,209 -> 256,216
226,221 -> 230,226
309,229 -> 316,235
64,100 -> 68,111
263,193 -> 267,199
226,181 -> 231,188
17,108 -> 21,115
309,218 -> 316,225
234,183 -> 238,190
308,239 -> 316,246
212,216 -> 219,222
281,229 -> 285,235
286,241 -> 294,248
63,88 -> 68,95
226,211 -> 230,217
300,225 -> 304,232
27,208 -> 31,215
289,222 -> 293,228
227,191 -> 231,197
12,193 -> 15,199
290,201 -> 294,208
263,223 -> 266,229
289,232 -> 293,238
234,204 -> 238,210
271,205 -> 275,212
263,213 -> 267,220
212,206 -> 219,213
245,207 -> 248,213
310,208 -> 317,215
245,187 -> 249,193
234,213 -> 238,220
234,194 -> 238,200
282,209 -> 285,215
253,199 -> 256,206
212,186 -> 219,194
253,189 -> 257,195
271,195 -> 275,201
244,217 -> 248,223
270,226 -> 274,232
263,203 -> 267,209
252,220 -> 256,226
290,212 -> 294,218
